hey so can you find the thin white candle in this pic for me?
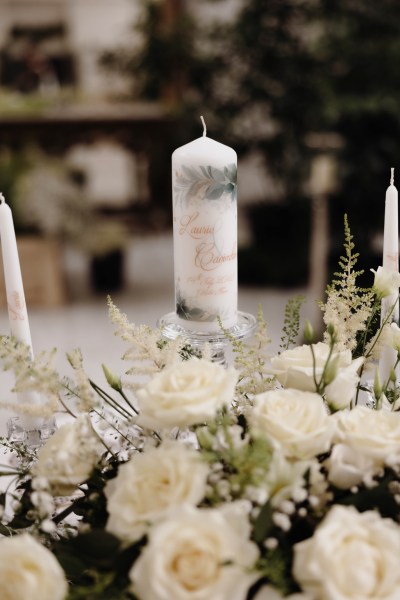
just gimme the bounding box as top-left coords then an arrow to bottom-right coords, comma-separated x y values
0,194 -> 33,351
0,193 -> 42,428
379,168 -> 399,383
172,117 -> 238,332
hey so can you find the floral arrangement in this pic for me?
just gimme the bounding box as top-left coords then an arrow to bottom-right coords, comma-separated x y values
1,217 -> 400,600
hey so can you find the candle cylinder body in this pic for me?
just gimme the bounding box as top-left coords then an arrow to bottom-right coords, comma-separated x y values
379,181 -> 399,383
0,200 -> 43,429
0,202 -> 33,351
172,136 -> 238,331
381,182 -> 399,322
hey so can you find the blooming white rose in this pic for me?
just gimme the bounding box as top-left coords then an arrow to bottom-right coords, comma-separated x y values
34,415 -> 103,495
129,505 -> 259,600
106,441 -> 209,543
324,356 -> 364,410
136,357 -> 238,429
293,505 -> 400,599
0,533 -> 68,600
372,265 -> 400,298
326,443 -> 380,489
249,388 -> 334,459
270,342 -> 352,392
334,405 -> 400,464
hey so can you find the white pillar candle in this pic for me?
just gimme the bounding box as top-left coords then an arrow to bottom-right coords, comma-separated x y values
172,117 -> 238,332
0,193 -> 42,428
379,168 -> 399,383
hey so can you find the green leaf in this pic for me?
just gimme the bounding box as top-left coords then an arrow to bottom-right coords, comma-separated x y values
210,167 -> 226,182
252,500 -> 274,543
205,183 -> 224,199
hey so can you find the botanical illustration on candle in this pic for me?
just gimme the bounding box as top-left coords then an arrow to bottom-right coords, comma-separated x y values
172,124 -> 238,331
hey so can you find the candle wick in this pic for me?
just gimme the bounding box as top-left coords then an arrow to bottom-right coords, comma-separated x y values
200,115 -> 207,137
0,193 -> 5,205
391,167 -> 395,186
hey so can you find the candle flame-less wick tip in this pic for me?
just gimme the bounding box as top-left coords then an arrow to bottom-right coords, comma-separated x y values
200,115 -> 206,137
390,167 -> 395,186
0,193 -> 5,204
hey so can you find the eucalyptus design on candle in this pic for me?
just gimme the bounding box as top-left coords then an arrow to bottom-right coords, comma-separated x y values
172,117 -> 238,331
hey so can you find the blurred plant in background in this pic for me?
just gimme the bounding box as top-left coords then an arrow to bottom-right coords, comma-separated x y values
101,0 -> 400,286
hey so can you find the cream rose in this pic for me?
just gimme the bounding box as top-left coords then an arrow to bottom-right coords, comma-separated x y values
34,415 -> 103,495
253,585 -> 311,600
129,505 -> 259,600
106,441 -> 209,543
249,388 -> 334,459
324,357 -> 364,410
333,405 -> 400,464
326,443 -> 380,489
293,505 -> 400,599
270,342 -> 352,391
136,357 -> 238,429
0,533 -> 68,600
372,265 -> 400,298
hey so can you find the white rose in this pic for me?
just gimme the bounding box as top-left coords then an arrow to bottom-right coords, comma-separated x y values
293,505 -> 400,599
249,389 -> 334,459
324,356 -> 364,410
34,415 -> 103,495
136,357 -> 238,429
389,322 -> 400,352
372,265 -> 400,298
0,533 -> 68,600
270,342 -> 352,392
129,505 -> 259,600
334,405 -> 400,464
327,443 -> 380,489
106,441 -> 209,543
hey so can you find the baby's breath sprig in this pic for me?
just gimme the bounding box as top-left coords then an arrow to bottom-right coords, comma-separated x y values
280,295 -> 306,351
321,215 -> 374,354
218,307 -> 273,406
107,297 -> 184,389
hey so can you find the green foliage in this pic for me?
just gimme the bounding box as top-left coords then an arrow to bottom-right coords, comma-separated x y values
280,295 -> 306,351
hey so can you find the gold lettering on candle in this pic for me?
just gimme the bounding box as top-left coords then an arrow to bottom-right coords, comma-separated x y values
8,291 -> 25,320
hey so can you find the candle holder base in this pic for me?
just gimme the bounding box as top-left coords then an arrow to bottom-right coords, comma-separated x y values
7,416 -> 57,448
158,311 -> 257,366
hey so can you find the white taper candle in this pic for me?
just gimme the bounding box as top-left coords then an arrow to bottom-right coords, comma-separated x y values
379,168 -> 399,383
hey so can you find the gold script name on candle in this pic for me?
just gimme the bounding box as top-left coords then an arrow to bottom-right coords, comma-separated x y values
179,212 -> 214,238
195,242 -> 237,272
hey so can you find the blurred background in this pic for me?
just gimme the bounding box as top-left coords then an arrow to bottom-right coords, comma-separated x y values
0,0 -> 399,375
